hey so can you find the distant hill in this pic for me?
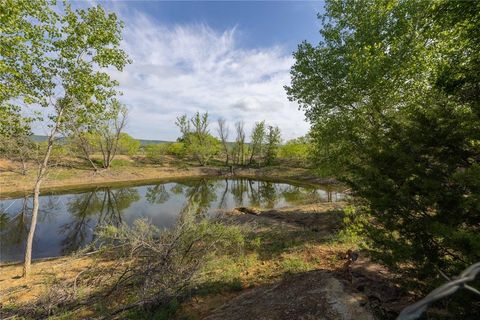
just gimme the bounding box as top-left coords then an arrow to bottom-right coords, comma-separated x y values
137,139 -> 171,145
31,135 -> 172,146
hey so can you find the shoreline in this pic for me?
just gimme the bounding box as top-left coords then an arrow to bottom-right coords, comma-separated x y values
0,165 -> 338,199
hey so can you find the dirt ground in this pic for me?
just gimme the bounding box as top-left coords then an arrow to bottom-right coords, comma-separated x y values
0,200 -> 409,319
177,204 -> 411,320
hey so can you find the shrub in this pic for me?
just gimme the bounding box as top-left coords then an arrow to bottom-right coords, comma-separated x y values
166,142 -> 186,158
144,144 -> 167,164
278,137 -> 311,167
88,214 -> 245,315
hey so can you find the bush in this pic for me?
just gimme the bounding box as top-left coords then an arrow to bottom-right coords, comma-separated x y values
166,142 -> 186,158
117,133 -> 140,156
278,137 -> 311,167
144,144 -> 167,164
87,214 -> 245,315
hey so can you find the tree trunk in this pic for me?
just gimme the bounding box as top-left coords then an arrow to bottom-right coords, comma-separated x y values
23,108 -> 63,277
22,165 -> 51,276
21,159 -> 27,175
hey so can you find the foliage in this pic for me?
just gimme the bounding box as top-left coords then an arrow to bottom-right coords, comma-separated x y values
0,133 -> 37,175
89,216 -> 245,316
1,0 -> 130,276
232,121 -> 247,165
175,112 -> 221,165
248,121 -> 266,165
286,0 -> 480,305
117,133 -> 140,156
278,136 -> 311,167
264,126 -> 281,166
144,143 -> 167,164
166,142 -> 186,158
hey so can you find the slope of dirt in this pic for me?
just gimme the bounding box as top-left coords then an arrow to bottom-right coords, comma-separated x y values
199,204 -> 410,320
205,270 -> 374,320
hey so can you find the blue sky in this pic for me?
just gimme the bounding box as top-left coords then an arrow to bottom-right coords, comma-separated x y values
79,1 -> 325,141
107,1 -> 324,50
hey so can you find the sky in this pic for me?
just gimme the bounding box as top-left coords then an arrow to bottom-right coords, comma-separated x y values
79,1 -> 325,141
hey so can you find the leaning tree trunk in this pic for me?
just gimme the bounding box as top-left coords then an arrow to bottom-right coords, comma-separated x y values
23,110 -> 63,277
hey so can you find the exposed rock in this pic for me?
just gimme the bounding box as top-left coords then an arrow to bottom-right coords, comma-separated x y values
204,270 -> 375,320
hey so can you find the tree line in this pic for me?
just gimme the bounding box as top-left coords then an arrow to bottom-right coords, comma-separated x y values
174,112 -> 282,167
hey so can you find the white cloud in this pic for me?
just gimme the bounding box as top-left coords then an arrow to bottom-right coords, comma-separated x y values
111,12 -> 309,141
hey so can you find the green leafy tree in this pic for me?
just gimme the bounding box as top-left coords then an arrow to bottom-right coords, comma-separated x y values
166,142 -> 186,158
248,121 -> 266,166
0,108 -> 37,174
278,136 -> 311,167
1,0 -> 130,276
264,126 -> 281,166
118,133 -> 140,156
175,112 -> 220,165
286,0 -> 480,308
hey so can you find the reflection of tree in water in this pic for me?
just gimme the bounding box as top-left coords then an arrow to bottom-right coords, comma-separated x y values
228,179 -> 280,208
258,181 -> 278,208
230,179 -> 249,206
239,180 -> 279,208
59,187 -> 139,254
218,179 -> 229,209
175,179 -> 218,217
0,196 -> 59,251
145,184 -> 170,204
280,185 -> 319,204
0,196 -> 30,250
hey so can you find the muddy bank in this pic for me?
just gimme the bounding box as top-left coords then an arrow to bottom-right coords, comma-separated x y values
0,165 -> 338,198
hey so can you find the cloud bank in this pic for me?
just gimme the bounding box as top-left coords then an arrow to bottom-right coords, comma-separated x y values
112,12 -> 309,141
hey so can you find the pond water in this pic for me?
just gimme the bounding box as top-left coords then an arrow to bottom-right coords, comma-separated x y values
0,178 -> 344,262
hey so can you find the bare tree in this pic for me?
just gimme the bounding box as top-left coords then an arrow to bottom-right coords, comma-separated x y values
217,118 -> 230,166
97,104 -> 127,169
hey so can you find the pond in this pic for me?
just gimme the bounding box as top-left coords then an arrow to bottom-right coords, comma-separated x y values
0,178 -> 344,262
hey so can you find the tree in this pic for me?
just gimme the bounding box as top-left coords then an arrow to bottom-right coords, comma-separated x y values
217,118 -> 231,166
248,121 -> 266,166
66,130 -> 99,171
96,103 -> 128,169
144,143 -> 167,164
0,108 -> 37,175
286,0 -> 480,307
233,121 -> 246,165
175,112 -> 220,166
278,136 -> 311,167
117,133 -> 140,156
264,126 -> 281,166
1,1 -> 130,276
66,103 -> 129,170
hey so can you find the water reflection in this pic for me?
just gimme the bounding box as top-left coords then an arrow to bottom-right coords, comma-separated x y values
0,178 -> 343,262
58,188 -> 140,254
